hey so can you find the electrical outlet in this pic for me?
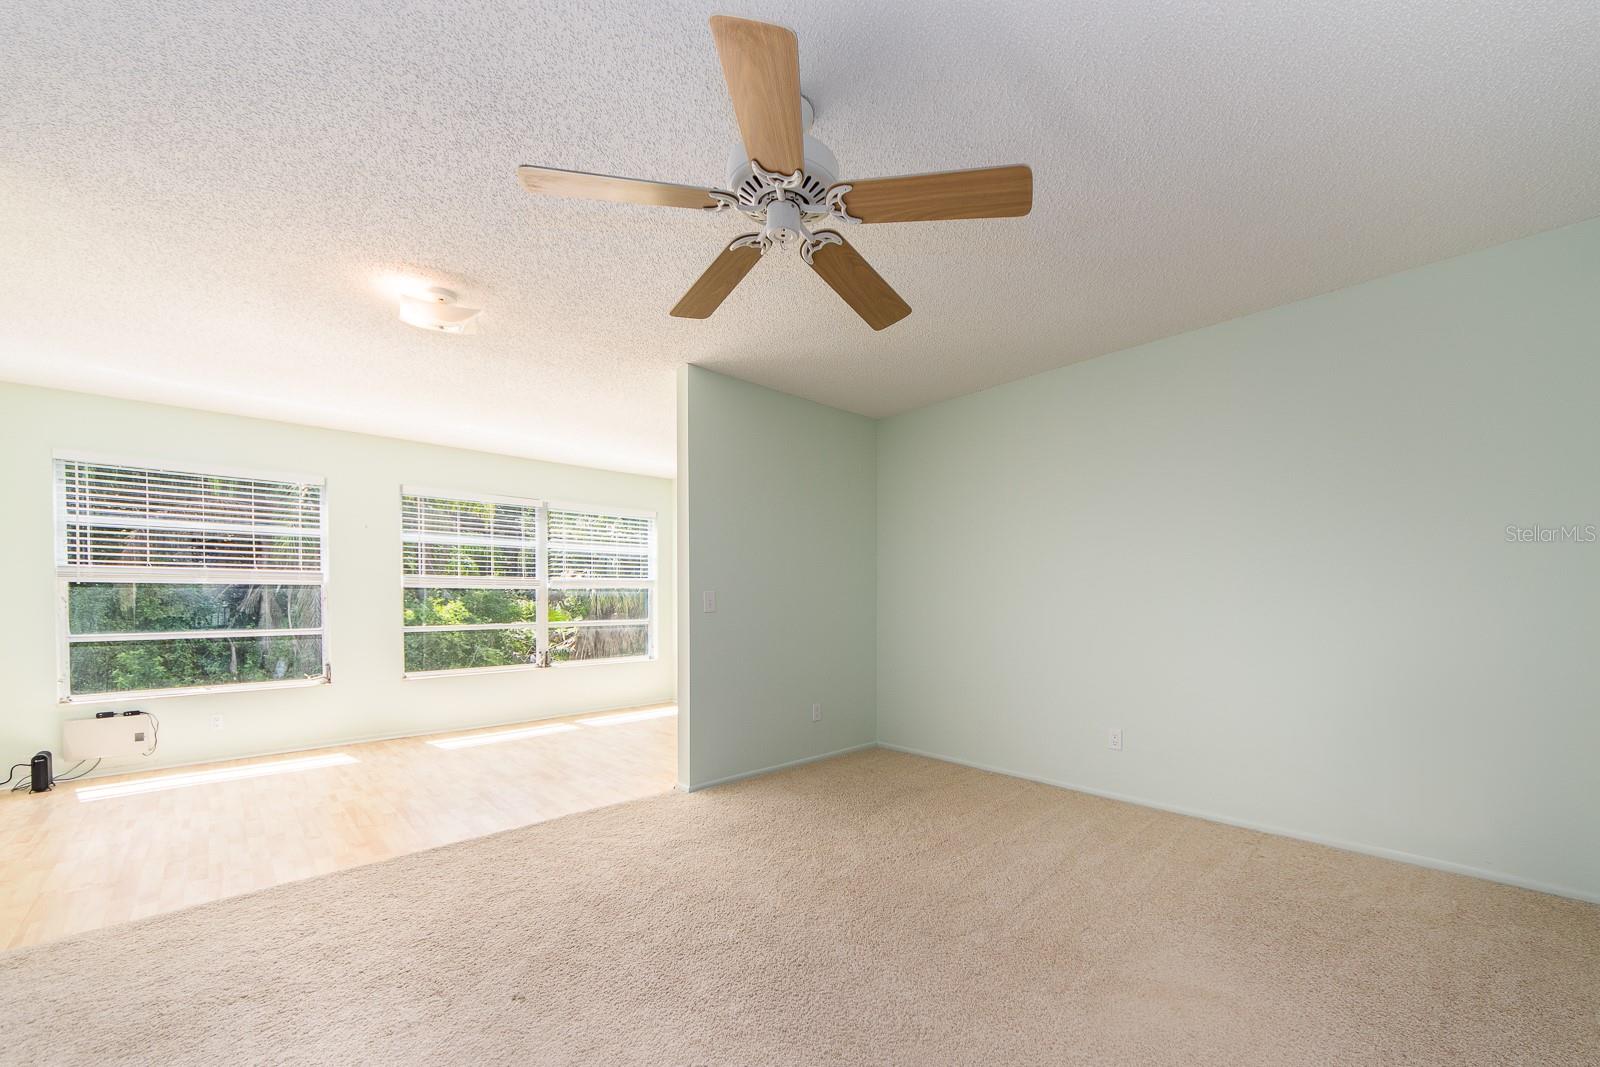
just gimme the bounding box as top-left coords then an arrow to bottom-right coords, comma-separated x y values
1109,728 -> 1122,751
702,590 -> 717,613
211,714 -> 224,730
811,703 -> 822,723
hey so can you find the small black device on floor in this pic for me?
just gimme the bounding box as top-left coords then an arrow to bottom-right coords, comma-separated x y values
30,751 -> 53,793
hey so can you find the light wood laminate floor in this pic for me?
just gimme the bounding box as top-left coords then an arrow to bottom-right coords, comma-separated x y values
0,704 -> 677,950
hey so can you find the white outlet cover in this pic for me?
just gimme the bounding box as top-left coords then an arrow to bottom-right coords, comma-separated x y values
1109,728 -> 1122,751
811,703 -> 821,722
701,590 -> 716,613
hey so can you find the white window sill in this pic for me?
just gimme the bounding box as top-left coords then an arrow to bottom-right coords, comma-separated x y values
554,655 -> 655,669
403,655 -> 655,681
60,676 -> 329,706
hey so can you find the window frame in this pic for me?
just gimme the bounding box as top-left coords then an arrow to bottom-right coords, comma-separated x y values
53,451 -> 331,704
400,486 -> 656,678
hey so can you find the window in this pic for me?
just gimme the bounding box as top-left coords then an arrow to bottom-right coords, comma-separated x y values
400,492 -> 541,673
546,506 -> 654,663
55,457 -> 328,700
401,489 -> 654,674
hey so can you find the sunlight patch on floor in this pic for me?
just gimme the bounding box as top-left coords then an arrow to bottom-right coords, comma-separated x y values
75,753 -> 359,802
426,722 -> 579,750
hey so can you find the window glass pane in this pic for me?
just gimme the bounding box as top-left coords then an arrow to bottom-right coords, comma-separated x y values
550,624 -> 649,663
68,635 -> 323,695
404,628 -> 537,673
547,588 -> 649,623
68,583 -> 322,634
402,587 -> 539,627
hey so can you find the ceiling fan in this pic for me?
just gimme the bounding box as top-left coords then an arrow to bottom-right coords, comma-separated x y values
517,15 -> 1032,331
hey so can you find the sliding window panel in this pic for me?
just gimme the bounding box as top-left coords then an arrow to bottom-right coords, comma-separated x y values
401,587 -> 539,628
68,634 -> 324,695
68,582 -> 323,635
548,623 -> 650,663
546,587 -> 650,624
402,627 -> 539,673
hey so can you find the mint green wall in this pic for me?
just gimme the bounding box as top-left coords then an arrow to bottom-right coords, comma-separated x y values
0,383 -> 675,774
677,366 -> 876,789
877,219 -> 1600,901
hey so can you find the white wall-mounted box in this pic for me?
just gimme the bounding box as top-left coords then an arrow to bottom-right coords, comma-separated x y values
63,713 -> 156,762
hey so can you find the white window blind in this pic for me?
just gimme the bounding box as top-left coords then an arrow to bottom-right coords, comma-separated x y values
58,459 -> 324,581
401,492 -> 539,583
547,508 -> 653,582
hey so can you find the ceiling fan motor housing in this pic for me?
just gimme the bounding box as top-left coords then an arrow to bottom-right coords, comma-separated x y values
724,134 -> 840,217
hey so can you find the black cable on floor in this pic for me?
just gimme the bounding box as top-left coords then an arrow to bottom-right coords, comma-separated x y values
54,758 -> 102,783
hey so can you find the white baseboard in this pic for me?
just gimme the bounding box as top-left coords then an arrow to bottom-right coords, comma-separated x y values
688,741 -> 877,792
62,699 -> 678,783
878,742 -> 1600,906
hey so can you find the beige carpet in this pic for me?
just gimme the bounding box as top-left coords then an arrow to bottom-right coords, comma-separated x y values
1,749 -> 1596,1066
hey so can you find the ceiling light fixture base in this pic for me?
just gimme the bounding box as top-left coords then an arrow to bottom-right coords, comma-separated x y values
398,287 -> 482,333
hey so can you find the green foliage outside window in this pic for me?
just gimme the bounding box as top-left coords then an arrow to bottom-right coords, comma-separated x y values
549,624 -> 649,662
70,635 -> 322,694
547,588 -> 648,623
402,587 -> 538,672
549,588 -> 650,662
402,587 -> 538,627
66,583 -> 324,695
401,587 -> 650,670
402,628 -> 538,672
70,583 -> 321,633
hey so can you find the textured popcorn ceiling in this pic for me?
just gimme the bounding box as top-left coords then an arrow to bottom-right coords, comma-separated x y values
2,1 -> 1598,476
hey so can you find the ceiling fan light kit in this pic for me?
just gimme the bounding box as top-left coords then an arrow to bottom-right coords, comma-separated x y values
708,105 -> 854,265
517,14 -> 1032,331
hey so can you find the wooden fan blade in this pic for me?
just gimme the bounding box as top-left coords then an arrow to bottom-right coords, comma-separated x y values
839,165 -> 1033,223
670,239 -> 764,319
709,15 -> 804,174
807,235 -> 911,331
517,165 -> 718,209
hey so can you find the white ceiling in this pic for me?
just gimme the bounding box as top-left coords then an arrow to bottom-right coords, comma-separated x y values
3,1 -> 1598,477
